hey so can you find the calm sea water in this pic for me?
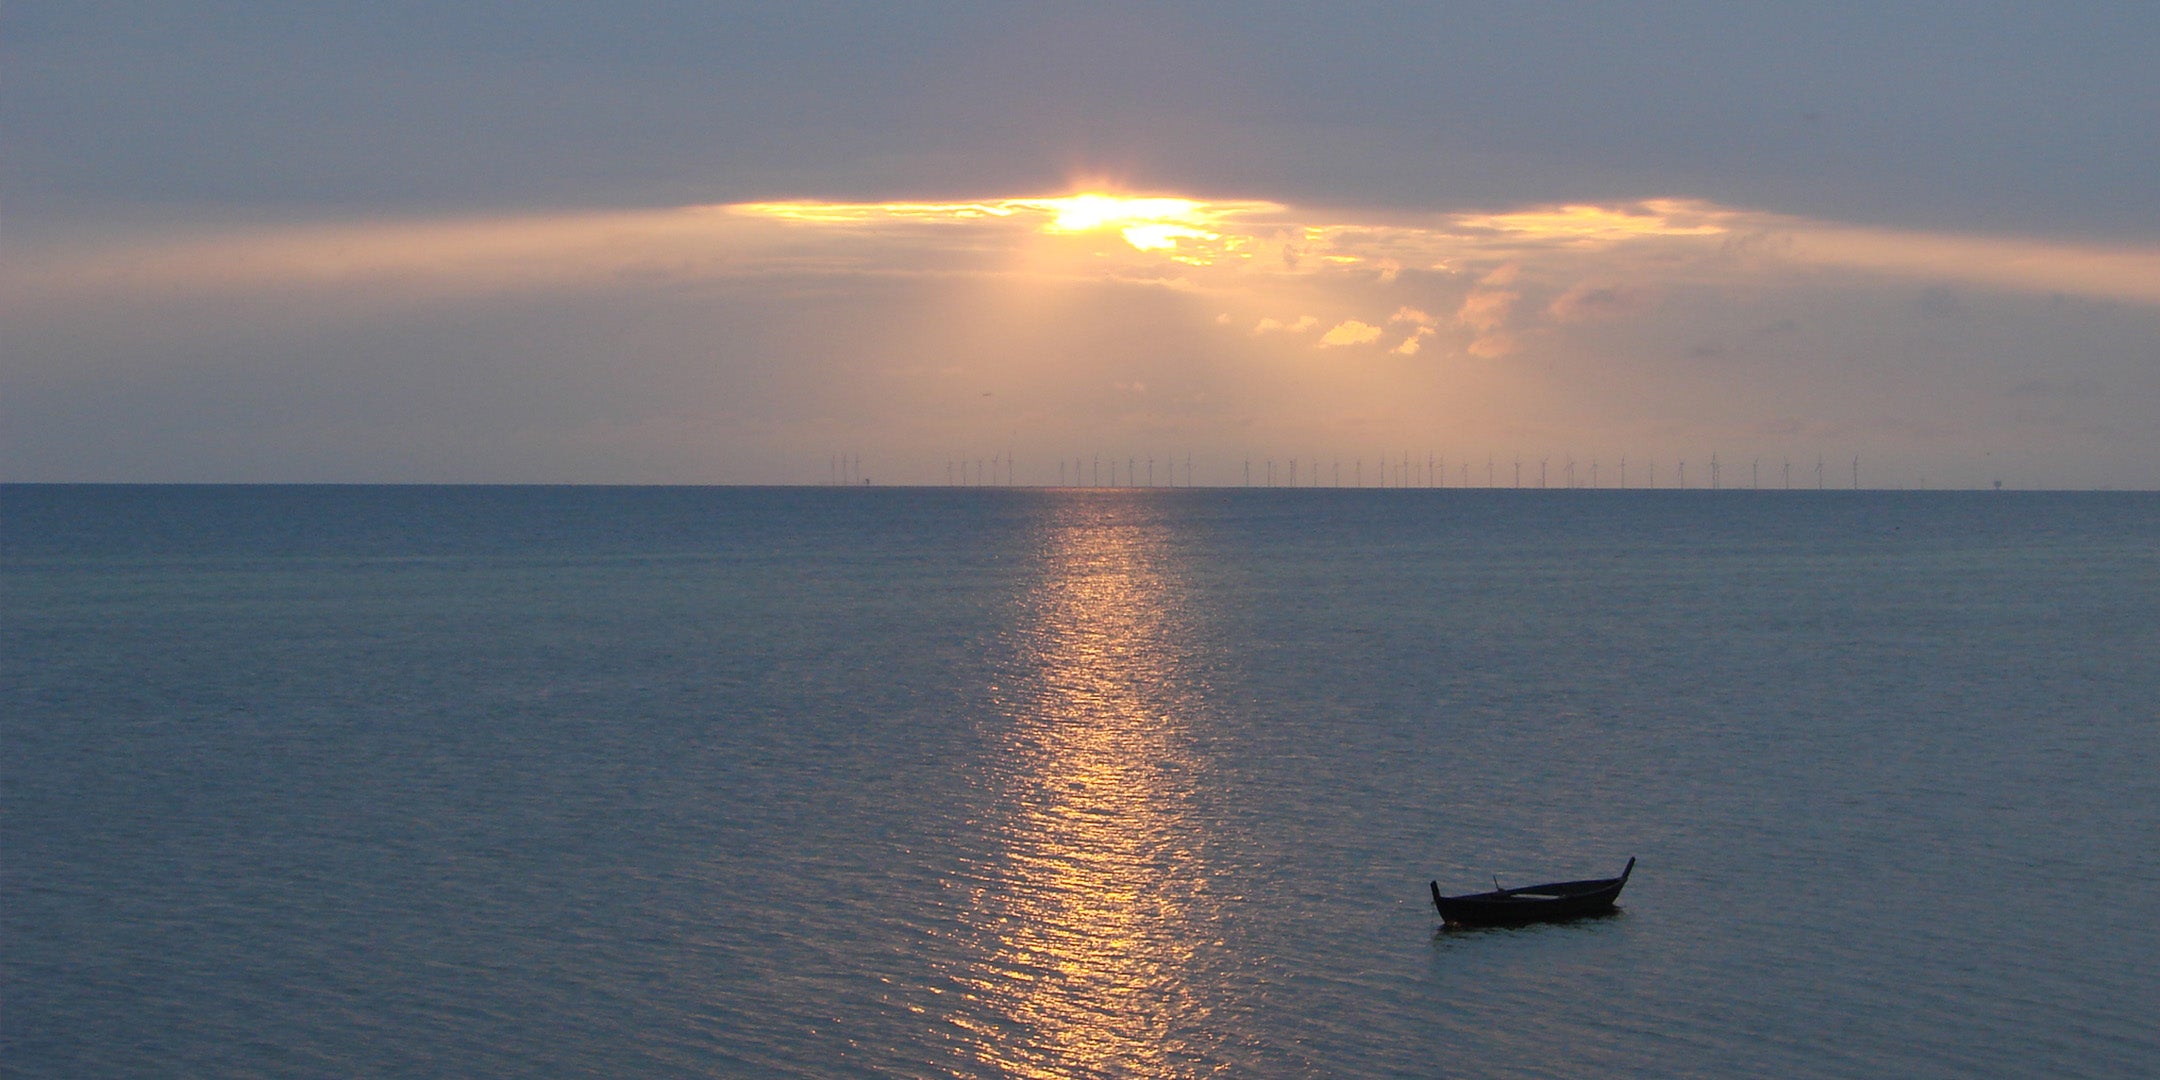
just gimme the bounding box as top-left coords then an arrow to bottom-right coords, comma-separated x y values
5,485 -> 2156,1078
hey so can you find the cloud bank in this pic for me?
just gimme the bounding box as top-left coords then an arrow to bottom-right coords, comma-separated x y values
6,191 -> 2159,486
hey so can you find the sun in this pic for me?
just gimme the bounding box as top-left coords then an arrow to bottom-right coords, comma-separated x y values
725,189 -> 1283,259
1018,193 -> 1219,251
1029,193 -> 1204,232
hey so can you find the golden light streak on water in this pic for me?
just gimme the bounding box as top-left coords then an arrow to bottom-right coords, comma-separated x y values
947,497 -> 1227,1078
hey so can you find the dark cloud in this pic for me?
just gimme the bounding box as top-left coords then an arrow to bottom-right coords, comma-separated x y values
5,3 -> 2158,233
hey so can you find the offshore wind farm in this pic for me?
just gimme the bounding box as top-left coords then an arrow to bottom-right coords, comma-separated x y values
856,450 -> 1992,490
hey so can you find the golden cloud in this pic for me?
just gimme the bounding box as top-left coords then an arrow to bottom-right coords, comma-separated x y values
13,190 -> 2159,326
1451,199 -> 1734,244
1255,315 -> 1319,334
1318,320 -> 1385,347
732,193 -> 1283,264
1392,327 -> 1438,355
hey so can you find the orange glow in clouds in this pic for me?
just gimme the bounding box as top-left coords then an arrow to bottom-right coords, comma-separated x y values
1021,194 -> 1217,250
731,191 -> 1281,260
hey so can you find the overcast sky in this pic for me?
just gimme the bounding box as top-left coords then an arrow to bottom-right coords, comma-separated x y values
6,2 -> 2157,486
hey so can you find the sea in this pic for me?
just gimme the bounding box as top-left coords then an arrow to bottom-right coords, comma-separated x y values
4,484 -> 2156,1078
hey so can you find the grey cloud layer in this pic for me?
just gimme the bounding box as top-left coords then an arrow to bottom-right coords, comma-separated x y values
7,4 -> 2157,233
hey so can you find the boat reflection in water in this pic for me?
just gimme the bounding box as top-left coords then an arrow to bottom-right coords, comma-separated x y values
942,495 -> 1239,1078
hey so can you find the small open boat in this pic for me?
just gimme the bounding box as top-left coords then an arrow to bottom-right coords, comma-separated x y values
1430,858 -> 1635,927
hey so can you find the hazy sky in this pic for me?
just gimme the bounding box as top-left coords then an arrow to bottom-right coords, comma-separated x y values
6,2 -> 2158,487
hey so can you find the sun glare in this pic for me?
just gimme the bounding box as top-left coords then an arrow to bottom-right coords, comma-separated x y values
728,191 -> 1279,258
1024,194 -> 1204,233
1017,194 -> 1230,252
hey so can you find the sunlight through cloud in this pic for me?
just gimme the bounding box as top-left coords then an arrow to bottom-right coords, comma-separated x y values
730,192 -> 1282,261
8,181 -> 2159,487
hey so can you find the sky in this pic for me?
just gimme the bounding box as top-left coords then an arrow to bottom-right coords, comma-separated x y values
5,2 -> 2158,487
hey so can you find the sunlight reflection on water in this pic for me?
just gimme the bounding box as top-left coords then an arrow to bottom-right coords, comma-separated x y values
942,496 -> 1233,1077
10,487 -> 2157,1077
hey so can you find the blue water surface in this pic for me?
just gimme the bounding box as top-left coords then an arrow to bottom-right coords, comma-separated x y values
5,485 -> 2156,1077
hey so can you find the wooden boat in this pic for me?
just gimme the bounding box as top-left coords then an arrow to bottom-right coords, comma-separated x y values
1430,858 -> 1634,927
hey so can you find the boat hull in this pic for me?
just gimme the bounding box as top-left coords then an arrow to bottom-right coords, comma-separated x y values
1431,858 -> 1634,927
